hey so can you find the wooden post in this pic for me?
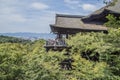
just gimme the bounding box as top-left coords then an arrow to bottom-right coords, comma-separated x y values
57,33 -> 63,39
66,34 -> 68,39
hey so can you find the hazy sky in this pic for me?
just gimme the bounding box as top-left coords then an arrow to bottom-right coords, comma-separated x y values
0,0 -> 105,33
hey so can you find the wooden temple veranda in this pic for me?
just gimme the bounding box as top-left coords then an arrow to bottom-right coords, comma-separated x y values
44,0 -> 120,51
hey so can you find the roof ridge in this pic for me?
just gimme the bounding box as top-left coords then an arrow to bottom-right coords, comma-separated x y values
56,14 -> 85,18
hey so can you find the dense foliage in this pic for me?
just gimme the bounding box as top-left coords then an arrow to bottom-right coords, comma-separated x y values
67,29 -> 120,80
0,28 -> 120,80
105,14 -> 120,28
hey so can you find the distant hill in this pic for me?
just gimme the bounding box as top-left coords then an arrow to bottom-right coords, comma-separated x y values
0,35 -> 31,44
0,33 -> 56,40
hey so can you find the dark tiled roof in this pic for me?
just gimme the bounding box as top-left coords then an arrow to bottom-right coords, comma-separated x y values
51,14 -> 107,31
82,0 -> 120,20
107,0 -> 120,13
56,15 -> 84,29
91,0 -> 120,15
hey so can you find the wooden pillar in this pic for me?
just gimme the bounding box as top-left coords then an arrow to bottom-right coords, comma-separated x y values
58,34 -> 61,38
66,34 -> 68,39
57,33 -> 62,39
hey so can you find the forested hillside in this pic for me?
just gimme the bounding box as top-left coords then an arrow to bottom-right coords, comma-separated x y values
0,14 -> 120,80
0,35 -> 31,44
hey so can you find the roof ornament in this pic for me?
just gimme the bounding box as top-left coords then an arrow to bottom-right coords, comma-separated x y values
103,0 -> 112,5
103,0 -> 118,6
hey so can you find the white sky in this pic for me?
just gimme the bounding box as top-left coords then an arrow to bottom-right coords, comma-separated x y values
0,0 -> 105,33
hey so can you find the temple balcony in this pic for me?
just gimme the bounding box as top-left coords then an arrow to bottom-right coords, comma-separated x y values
44,39 -> 68,51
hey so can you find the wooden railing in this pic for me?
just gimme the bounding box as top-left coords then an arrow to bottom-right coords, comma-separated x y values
45,39 -> 67,47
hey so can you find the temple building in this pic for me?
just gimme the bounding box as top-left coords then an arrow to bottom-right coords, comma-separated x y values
44,0 -> 120,51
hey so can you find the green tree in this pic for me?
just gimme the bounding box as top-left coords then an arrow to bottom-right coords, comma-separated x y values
67,29 -> 120,79
0,43 -> 27,80
105,14 -> 120,28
